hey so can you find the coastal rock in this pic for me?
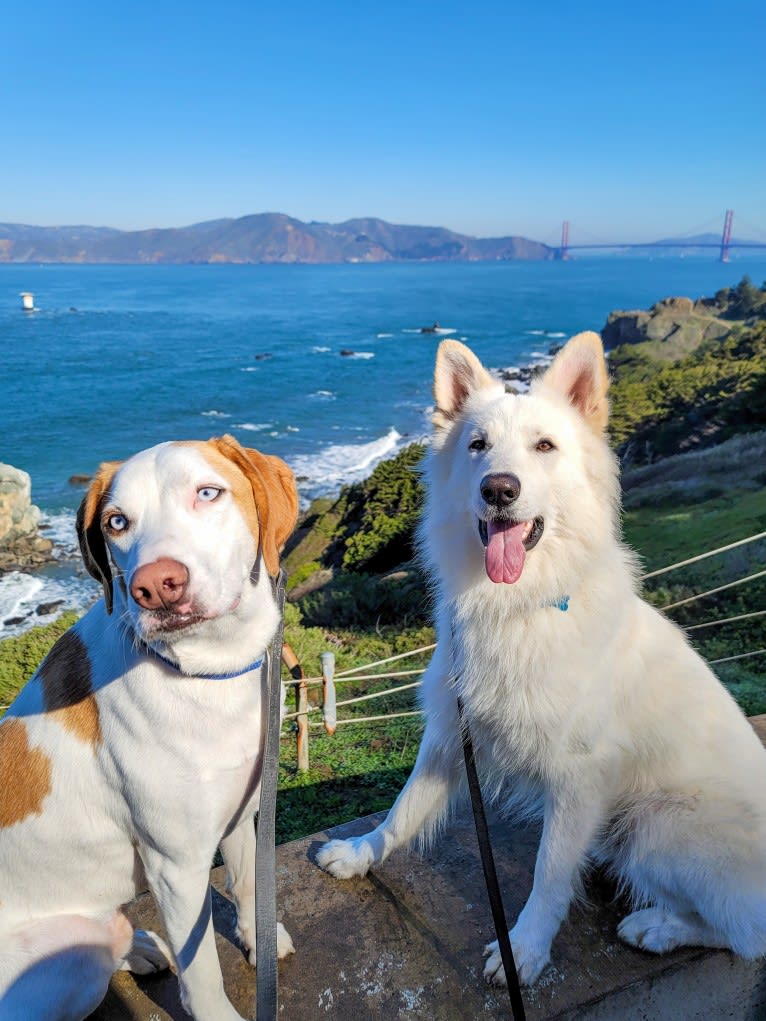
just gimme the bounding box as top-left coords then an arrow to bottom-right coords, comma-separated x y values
602,296 -> 732,354
0,463 -> 54,571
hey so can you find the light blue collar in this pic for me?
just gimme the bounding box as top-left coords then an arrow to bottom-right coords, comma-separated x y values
141,643 -> 264,679
543,595 -> 570,612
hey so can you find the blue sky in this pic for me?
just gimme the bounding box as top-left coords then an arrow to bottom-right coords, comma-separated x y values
1,1 -> 764,243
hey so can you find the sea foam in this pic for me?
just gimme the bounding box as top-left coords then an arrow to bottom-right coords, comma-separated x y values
288,427 -> 403,504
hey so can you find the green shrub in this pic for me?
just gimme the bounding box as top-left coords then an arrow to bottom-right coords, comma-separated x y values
0,613 -> 79,708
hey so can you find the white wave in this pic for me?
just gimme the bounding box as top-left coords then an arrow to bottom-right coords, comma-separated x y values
39,510 -> 79,559
0,572 -> 44,623
526,330 -> 546,336
233,422 -> 273,432
201,409 -> 231,418
311,346 -> 331,353
548,332 -> 566,338
239,366 -> 258,372
0,568 -> 98,639
287,426 -> 300,432
376,332 -> 394,338
309,390 -> 337,401
343,351 -> 374,360
288,427 -> 403,503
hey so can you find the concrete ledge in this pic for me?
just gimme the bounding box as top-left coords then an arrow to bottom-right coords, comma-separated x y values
91,716 -> 766,1019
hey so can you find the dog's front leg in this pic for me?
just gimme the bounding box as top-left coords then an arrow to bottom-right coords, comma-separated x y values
485,787 -> 604,987
316,720 -> 462,878
219,818 -> 295,966
140,848 -> 245,1021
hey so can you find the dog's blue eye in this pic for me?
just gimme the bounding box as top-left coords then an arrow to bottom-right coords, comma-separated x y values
469,438 -> 486,452
197,486 -> 222,502
106,513 -> 129,532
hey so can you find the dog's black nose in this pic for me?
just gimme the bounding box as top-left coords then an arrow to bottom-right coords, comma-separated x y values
480,473 -> 521,507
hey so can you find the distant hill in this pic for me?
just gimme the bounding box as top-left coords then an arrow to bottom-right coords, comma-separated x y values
0,213 -> 554,264
653,232 -> 760,248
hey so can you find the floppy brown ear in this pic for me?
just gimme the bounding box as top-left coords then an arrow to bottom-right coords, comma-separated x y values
433,339 -> 497,430
76,461 -> 121,614
213,435 -> 299,577
539,331 -> 610,434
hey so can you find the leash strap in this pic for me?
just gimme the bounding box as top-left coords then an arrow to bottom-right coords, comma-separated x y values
457,694 -> 527,1021
255,569 -> 286,1021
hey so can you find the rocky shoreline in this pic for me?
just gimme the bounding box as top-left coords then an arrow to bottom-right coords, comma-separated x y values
0,463 -> 56,574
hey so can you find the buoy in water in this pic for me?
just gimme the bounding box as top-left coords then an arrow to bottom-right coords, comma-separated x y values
20,292 -> 35,311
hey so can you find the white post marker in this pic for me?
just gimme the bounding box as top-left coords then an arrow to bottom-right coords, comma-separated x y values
321,652 -> 337,735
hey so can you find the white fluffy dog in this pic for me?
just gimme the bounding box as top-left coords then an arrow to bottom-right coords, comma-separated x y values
318,332 -> 766,987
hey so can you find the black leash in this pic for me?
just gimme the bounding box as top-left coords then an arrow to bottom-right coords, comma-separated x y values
457,694 -> 527,1021
255,569 -> 286,1021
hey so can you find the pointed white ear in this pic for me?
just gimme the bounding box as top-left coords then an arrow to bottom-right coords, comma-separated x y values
539,331 -> 610,433
433,340 -> 496,429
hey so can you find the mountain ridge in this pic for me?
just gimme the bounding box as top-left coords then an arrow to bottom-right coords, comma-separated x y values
0,213 -> 554,264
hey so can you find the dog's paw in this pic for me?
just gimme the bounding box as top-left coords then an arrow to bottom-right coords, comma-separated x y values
277,922 -> 296,959
315,836 -> 374,879
483,934 -> 550,987
618,908 -> 686,954
239,921 -> 295,967
119,928 -> 174,975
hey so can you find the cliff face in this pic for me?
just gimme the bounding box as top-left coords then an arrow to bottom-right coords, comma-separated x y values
0,464 -> 53,571
0,214 -> 554,264
602,297 -> 733,356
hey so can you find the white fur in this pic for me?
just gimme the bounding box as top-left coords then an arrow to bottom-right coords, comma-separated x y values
0,440 -> 296,1020
317,334 -> 766,987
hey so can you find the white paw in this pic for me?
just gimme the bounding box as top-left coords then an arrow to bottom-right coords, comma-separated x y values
240,921 -> 295,966
617,908 -> 683,953
483,934 -> 550,987
277,922 -> 295,959
315,837 -> 374,879
119,928 -> 174,974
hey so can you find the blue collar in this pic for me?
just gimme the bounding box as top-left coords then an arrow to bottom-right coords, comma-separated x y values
141,643 -> 264,680
543,595 -> 570,612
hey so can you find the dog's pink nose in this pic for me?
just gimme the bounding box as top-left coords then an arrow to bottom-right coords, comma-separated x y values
130,558 -> 190,611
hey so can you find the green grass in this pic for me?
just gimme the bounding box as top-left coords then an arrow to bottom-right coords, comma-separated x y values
624,486 -> 766,578
0,612 -> 78,706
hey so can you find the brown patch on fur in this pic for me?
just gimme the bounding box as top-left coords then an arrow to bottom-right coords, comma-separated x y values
186,436 -> 299,576
40,630 -> 101,746
0,718 -> 52,826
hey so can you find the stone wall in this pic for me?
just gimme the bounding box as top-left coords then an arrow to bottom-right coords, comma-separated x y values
0,463 -> 53,570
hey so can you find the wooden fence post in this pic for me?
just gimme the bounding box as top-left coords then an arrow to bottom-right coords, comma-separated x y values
321,652 -> 337,736
282,643 -> 309,772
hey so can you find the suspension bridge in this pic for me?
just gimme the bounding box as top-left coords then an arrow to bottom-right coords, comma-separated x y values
557,209 -> 766,262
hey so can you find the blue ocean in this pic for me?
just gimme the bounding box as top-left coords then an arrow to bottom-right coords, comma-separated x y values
2,255 -> 766,634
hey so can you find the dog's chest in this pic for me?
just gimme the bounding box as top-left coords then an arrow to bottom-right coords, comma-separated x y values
456,611 -> 582,774
105,672 -> 266,837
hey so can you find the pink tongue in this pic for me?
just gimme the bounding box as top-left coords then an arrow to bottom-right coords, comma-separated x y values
485,520 -> 527,584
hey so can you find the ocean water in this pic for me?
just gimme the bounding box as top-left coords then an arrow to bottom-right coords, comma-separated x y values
2,255 -> 766,635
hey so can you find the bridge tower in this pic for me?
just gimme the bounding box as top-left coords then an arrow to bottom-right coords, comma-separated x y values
559,220 -> 570,261
720,209 -> 734,263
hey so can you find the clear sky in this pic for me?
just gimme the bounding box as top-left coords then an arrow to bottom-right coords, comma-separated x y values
2,0 -> 764,243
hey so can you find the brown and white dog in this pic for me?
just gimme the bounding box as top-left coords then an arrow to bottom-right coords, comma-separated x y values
0,435 -> 298,1021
